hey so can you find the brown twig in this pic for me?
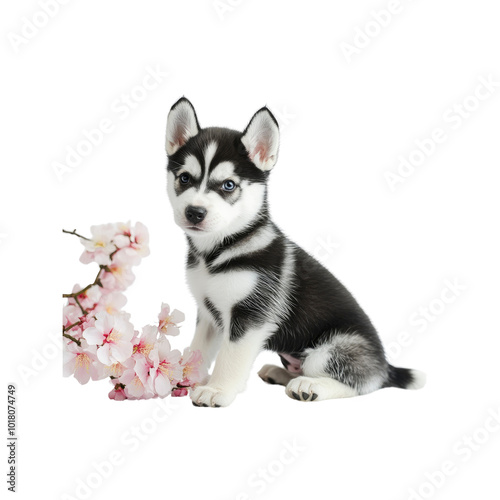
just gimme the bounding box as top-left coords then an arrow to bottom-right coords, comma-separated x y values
63,332 -> 82,346
63,320 -> 83,333
62,267 -> 105,300
73,295 -> 87,315
62,228 -> 91,241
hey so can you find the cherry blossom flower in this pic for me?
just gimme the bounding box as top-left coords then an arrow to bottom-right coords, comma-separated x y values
126,222 -> 150,262
63,341 -> 103,384
113,221 -> 150,265
108,382 -> 127,401
80,314 -> 96,331
133,352 -> 155,388
113,221 -> 133,249
179,348 -> 205,387
132,325 -> 158,360
158,303 -> 185,336
119,369 -> 145,398
83,311 -> 134,365
120,361 -> 155,399
172,387 -> 189,397
63,304 -> 82,334
68,284 -> 102,312
99,251 -> 136,291
116,221 -> 132,234
94,290 -> 127,316
102,358 -> 133,379
80,223 -> 117,265
149,339 -> 183,397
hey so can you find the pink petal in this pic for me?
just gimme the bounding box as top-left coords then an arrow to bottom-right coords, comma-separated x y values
63,348 -> 77,365
166,325 -> 180,337
113,234 -> 130,248
134,222 -> 149,242
82,327 -> 104,345
154,374 -> 172,397
96,311 -> 115,334
169,309 -> 185,324
94,251 -> 112,266
119,369 -> 136,385
124,376 -> 145,398
73,359 -> 92,385
141,324 -> 159,342
79,251 -> 95,264
149,348 -> 159,368
172,388 -> 189,397
62,356 -> 76,377
90,363 -> 106,381
134,356 -> 151,384
96,343 -> 112,365
158,303 -> 170,320
167,349 -> 182,365
157,339 -> 172,359
111,342 -> 133,363
114,316 -> 134,341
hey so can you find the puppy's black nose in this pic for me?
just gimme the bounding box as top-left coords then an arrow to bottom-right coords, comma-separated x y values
185,206 -> 207,224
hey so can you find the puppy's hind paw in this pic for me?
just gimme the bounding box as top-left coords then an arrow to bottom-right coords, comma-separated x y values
285,376 -> 358,402
258,364 -> 296,387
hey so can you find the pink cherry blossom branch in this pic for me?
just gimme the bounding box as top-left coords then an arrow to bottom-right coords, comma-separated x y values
62,221 -> 206,399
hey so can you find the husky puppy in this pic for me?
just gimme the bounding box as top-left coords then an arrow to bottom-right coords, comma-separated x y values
165,97 -> 425,407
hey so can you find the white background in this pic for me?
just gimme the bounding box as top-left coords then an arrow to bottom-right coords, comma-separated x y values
2,1 -> 499,499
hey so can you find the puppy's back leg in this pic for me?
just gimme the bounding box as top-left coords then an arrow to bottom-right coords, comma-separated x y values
286,376 -> 358,401
258,364 -> 298,386
285,331 -> 388,402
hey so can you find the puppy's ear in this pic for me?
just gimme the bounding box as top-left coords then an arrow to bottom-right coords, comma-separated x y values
241,107 -> 280,171
165,97 -> 200,155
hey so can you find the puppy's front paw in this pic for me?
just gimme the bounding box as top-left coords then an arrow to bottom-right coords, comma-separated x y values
190,385 -> 236,408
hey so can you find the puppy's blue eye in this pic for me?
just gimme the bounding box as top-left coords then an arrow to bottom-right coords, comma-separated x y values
179,173 -> 190,184
222,180 -> 236,192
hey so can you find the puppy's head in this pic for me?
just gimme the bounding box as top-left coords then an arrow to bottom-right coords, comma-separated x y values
165,98 -> 279,247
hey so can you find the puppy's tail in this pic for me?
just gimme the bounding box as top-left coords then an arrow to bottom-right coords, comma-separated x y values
384,365 -> 426,390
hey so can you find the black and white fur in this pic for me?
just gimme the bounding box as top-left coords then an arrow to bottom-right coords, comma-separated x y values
165,97 -> 425,407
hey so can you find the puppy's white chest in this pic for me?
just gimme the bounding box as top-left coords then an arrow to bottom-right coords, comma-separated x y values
186,260 -> 257,313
